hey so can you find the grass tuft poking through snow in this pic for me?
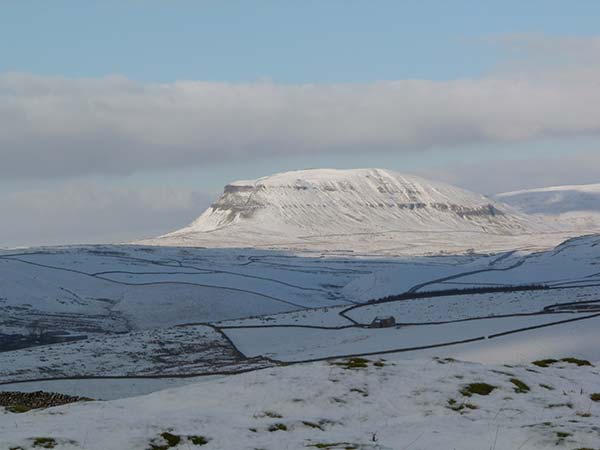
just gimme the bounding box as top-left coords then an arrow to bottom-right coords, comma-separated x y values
509,378 -> 531,393
32,438 -> 57,449
532,359 -> 558,368
267,423 -> 288,432
560,357 -> 593,367
330,358 -> 387,370
5,404 -> 31,414
460,382 -> 497,397
148,432 -> 209,449
309,443 -> 358,449
330,358 -> 370,369
188,435 -> 209,446
532,357 -> 594,368
447,398 -> 478,412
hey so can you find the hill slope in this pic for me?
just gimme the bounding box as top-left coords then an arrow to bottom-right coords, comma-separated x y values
498,183 -> 600,231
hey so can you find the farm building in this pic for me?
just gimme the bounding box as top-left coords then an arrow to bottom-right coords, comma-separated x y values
369,316 -> 396,328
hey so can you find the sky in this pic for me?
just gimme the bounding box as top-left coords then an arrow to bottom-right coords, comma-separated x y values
2,0 -> 600,247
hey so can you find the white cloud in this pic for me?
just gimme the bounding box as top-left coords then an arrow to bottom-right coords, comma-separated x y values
2,38 -> 600,180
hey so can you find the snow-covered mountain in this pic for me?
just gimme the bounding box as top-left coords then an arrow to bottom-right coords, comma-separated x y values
497,183 -> 600,232
144,168 -> 560,254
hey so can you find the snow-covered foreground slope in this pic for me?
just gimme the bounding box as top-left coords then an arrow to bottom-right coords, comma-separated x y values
142,168 -> 570,255
498,182 -> 600,232
2,357 -> 600,450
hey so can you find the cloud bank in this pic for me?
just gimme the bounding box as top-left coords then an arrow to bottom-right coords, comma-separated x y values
3,34 -> 600,247
0,183 -> 213,247
2,54 -> 600,180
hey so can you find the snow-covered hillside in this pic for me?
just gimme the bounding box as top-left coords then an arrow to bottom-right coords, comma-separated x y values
498,183 -> 600,232
143,168 -> 565,255
2,357 -> 600,450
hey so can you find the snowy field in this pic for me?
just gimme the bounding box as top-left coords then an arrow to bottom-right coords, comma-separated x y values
224,313 -> 599,362
0,325 -> 273,384
344,286 -> 600,324
2,357 -> 600,450
0,375 -> 223,401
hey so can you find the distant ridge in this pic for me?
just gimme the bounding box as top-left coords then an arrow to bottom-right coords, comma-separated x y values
497,183 -> 600,232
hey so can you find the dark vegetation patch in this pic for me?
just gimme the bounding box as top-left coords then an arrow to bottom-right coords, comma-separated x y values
349,388 -> 368,397
148,432 -> 180,450
302,421 -> 324,431
509,378 -> 530,393
0,391 -> 92,412
148,432 -> 208,449
32,438 -> 57,449
547,402 -> 573,409
161,432 -> 180,447
257,411 -> 282,419
555,431 -> 571,444
560,357 -> 593,367
447,398 -> 478,412
532,358 -> 594,368
330,357 -> 386,370
434,357 -> 458,365
460,383 -> 497,397
308,443 -> 358,449
268,423 -> 288,432
0,332 -> 87,353
331,358 -> 369,369
188,435 -> 209,446
532,359 -> 558,368
5,404 -> 31,414
590,393 -> 600,402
